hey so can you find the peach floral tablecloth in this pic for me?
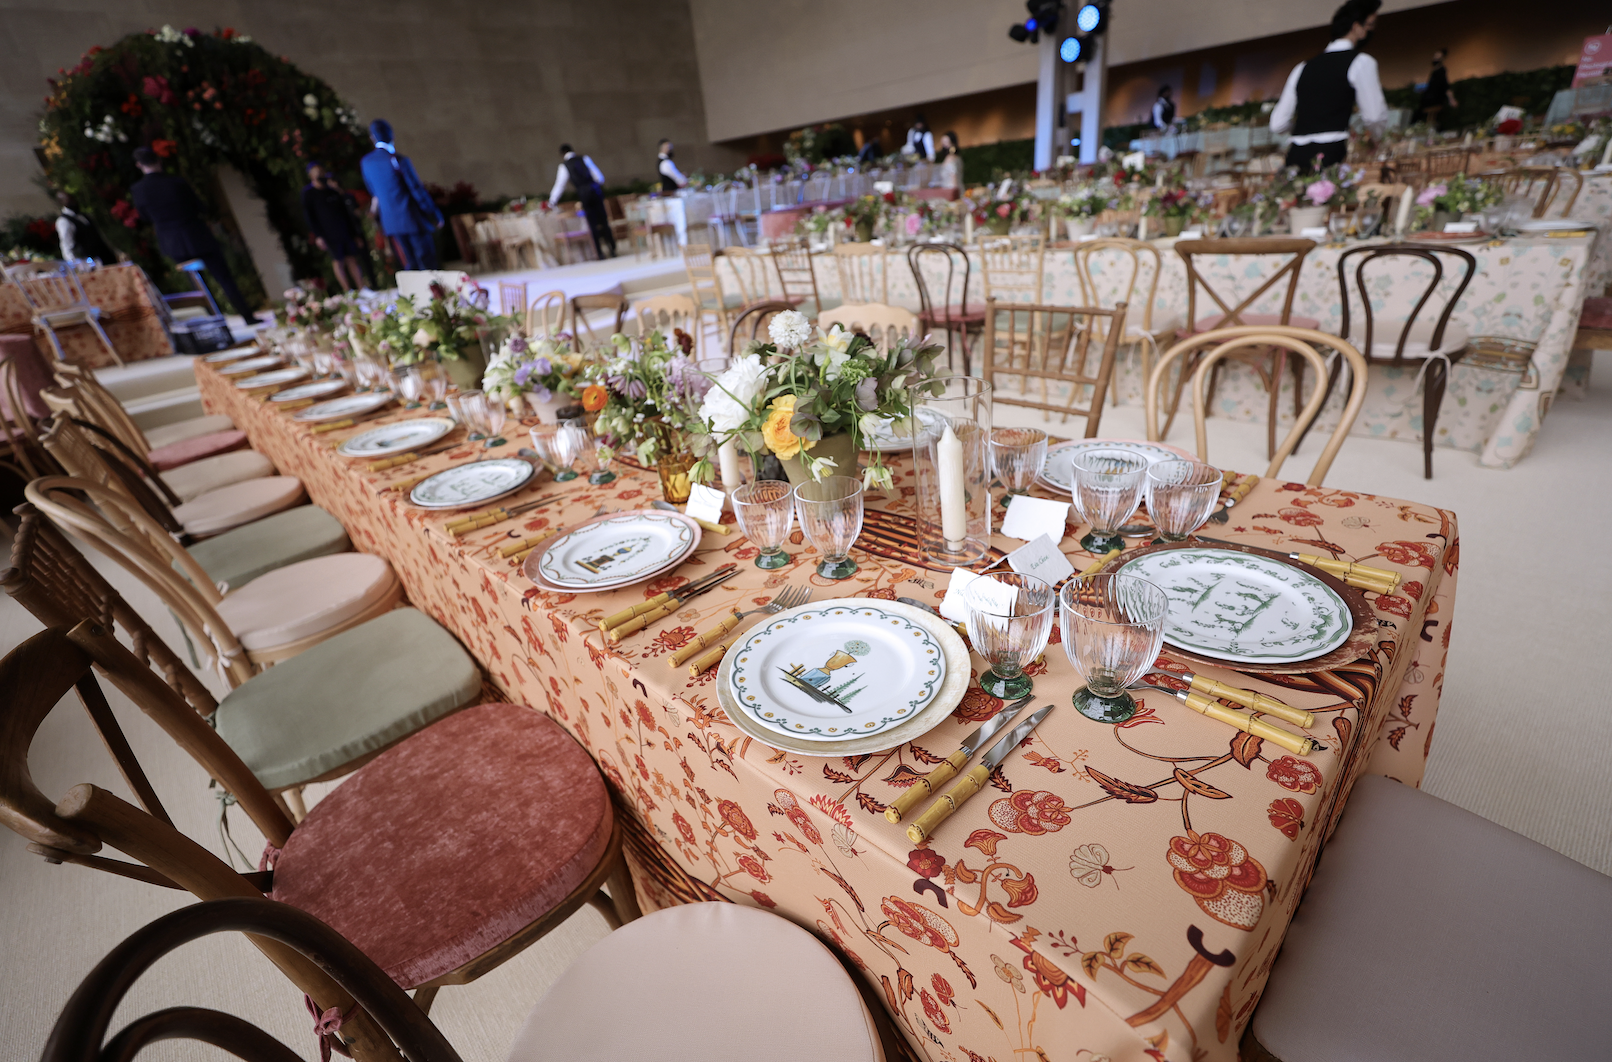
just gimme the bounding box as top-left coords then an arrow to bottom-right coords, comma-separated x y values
199,362 -> 1458,1062
0,263 -> 172,368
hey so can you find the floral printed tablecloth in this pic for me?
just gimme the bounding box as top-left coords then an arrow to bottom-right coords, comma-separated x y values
0,263 -> 172,368
199,362 -> 1458,1062
723,232 -> 1596,468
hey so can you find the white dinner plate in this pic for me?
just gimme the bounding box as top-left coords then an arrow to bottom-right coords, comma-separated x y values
1037,438 -> 1194,494
728,602 -> 947,739
217,354 -> 283,376
292,392 -> 395,423
715,599 -> 970,756
235,367 -> 309,390
536,511 -> 700,590
408,457 -> 535,510
336,417 -> 456,458
861,407 -> 947,453
269,379 -> 349,403
202,345 -> 261,363
1513,219 -> 1594,233
1115,547 -> 1352,664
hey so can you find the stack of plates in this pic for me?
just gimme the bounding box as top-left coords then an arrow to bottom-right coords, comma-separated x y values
235,366 -> 309,391
337,417 -> 455,458
1037,438 -> 1193,495
269,379 -> 349,404
717,599 -> 969,755
409,457 -> 535,510
217,354 -> 283,376
291,392 -> 395,424
524,510 -> 701,593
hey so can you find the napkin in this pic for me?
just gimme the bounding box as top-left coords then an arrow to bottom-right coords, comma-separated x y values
1000,495 -> 1071,543
685,483 -> 726,524
1006,533 -> 1076,584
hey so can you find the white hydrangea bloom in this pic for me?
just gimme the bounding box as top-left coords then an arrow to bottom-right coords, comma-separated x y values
768,309 -> 812,350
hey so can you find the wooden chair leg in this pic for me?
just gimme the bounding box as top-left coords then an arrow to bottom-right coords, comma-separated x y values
1422,358 -> 1450,479
607,853 -> 643,924
1265,351 -> 1286,461
412,985 -> 439,1016
283,786 -> 308,823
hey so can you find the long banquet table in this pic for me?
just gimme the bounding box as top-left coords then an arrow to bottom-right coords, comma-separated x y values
0,262 -> 173,369
198,360 -> 1458,1062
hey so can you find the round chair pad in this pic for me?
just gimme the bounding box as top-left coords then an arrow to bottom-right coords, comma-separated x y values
144,413 -> 236,451
1189,313 -> 1322,334
173,476 -> 304,537
1345,320 -> 1470,361
148,429 -> 250,472
215,553 -> 397,651
161,449 -> 275,502
270,703 -> 613,989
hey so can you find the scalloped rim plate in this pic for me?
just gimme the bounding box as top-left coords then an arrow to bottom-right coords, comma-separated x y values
217,354 -> 283,376
1037,438 -> 1195,495
408,457 -> 535,510
292,392 -> 395,423
536,511 -> 701,589
235,367 -> 309,390
336,417 -> 456,458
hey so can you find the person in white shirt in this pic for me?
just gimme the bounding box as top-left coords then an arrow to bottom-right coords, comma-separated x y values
656,140 -> 688,192
903,115 -> 935,162
1270,0 -> 1387,173
1152,86 -> 1177,132
549,144 -> 615,258
53,192 -> 114,263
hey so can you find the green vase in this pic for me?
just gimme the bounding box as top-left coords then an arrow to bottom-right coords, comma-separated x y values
986,217 -> 1012,236
854,219 -> 875,242
441,346 -> 487,392
777,432 -> 859,487
1163,215 -> 1186,237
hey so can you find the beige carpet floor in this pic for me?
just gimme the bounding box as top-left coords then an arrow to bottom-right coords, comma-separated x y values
2,352 -> 1608,1061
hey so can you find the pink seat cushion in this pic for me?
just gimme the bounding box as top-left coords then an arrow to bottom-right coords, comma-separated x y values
216,553 -> 397,651
270,703 -> 613,988
920,305 -> 987,325
1190,312 -> 1321,333
1579,296 -> 1612,331
148,429 -> 250,471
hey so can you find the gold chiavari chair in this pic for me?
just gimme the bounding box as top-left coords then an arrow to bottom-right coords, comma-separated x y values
769,236 -> 835,318
1071,238 -> 1174,407
831,242 -> 889,305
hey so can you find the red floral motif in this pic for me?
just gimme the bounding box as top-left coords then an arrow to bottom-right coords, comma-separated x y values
882,896 -> 959,951
672,811 -> 695,844
1115,704 -> 1164,728
865,586 -> 897,600
952,685 -> 1005,723
1011,934 -> 1084,1009
718,799 -> 757,841
908,848 -> 945,879
636,700 -> 657,729
737,854 -> 770,882
633,754 -> 649,780
787,808 -> 821,845
749,890 -> 776,908
1375,594 -> 1412,617
988,790 -> 1073,835
1268,797 -> 1304,840
920,988 -> 951,1033
651,626 -> 694,651
1401,580 -> 1425,603
931,973 -> 955,1006
645,574 -> 690,596
1166,830 -> 1268,931
1278,506 -> 1324,527
1265,756 -> 1322,794
1377,540 -> 1436,569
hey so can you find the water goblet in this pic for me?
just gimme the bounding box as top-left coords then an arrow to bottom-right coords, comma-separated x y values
481,397 -> 508,448
550,422 -> 588,481
1144,460 -> 1222,543
315,349 -> 340,382
1059,574 -> 1169,723
793,475 -> 864,580
527,425 -> 563,477
990,427 -> 1048,506
1328,213 -> 1351,245
395,365 -> 424,410
450,389 -> 486,440
964,572 -> 1056,700
420,364 -> 449,410
731,480 -> 794,569
1356,207 -> 1382,238
576,420 -> 616,484
1071,449 -> 1148,555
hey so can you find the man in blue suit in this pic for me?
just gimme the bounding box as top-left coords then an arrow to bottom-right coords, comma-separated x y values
359,119 -> 444,271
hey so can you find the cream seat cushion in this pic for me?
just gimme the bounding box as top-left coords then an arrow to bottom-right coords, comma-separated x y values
506,902 -> 883,1062
1345,319 -> 1470,360
172,477 -> 305,537
161,449 -> 275,502
215,553 -> 397,652
144,413 -> 236,450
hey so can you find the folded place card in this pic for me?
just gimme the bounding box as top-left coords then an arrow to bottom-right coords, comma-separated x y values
938,567 -> 981,624
685,484 -> 727,524
1178,229 -> 1204,239
1006,533 -> 1076,584
1000,495 -> 1071,544
1300,226 -> 1329,239
1443,221 -> 1479,233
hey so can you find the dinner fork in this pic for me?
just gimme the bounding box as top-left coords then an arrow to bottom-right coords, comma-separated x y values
670,585 -> 813,671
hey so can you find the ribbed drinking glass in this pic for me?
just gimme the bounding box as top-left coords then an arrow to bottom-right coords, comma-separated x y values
1144,460 -> 1222,543
732,480 -> 794,569
1059,573 -> 1168,723
1071,449 -> 1148,554
794,475 -> 864,579
965,571 -> 1056,700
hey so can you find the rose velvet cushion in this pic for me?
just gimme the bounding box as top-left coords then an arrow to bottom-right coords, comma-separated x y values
214,607 -> 482,791
269,702 -> 613,989
214,552 -> 397,651
1578,295 -> 1612,331
505,903 -> 884,1062
143,412 -> 236,451
161,448 -> 275,502
172,476 -> 305,537
147,428 -> 250,471
185,504 -> 349,592
1251,775 -> 1612,1061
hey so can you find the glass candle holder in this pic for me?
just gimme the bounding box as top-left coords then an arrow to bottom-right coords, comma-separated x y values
911,374 -> 992,569
990,426 -> 1048,504
965,571 -> 1056,700
794,475 -> 864,579
1059,574 -> 1168,723
1071,449 -> 1148,555
732,480 -> 794,569
1144,460 -> 1222,543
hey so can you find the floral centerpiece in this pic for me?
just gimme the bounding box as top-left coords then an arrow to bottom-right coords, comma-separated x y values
482,335 -> 585,421
843,193 -> 895,241
1413,174 -> 1501,230
371,278 -> 505,389
279,287 -> 352,335
973,190 -> 1039,236
1272,162 -> 1360,233
1055,187 -> 1115,238
1141,187 -> 1207,236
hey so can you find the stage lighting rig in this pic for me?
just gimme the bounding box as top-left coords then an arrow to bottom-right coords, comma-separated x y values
1009,0 -> 1062,45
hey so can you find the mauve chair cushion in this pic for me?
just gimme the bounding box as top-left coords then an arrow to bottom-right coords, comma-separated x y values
1579,296 -> 1612,331
1251,775 -> 1612,1061
506,903 -> 884,1062
270,702 -> 613,989
148,428 -> 250,471
144,412 -> 236,450
161,448 -> 275,502
172,476 -> 304,537
185,504 -> 349,592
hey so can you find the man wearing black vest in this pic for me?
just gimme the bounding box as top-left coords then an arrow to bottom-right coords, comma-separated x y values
548,144 -> 616,259
656,140 -> 688,193
1270,0 -> 1388,173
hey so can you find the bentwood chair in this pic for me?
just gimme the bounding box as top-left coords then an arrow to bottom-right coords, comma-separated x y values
978,235 -> 1046,305
0,623 -> 639,1044
907,241 -> 985,375
569,293 -> 629,352
526,289 -> 569,340
49,362 -> 242,461
1171,238 -> 1320,458
43,899 -> 886,1062
980,298 -> 1126,430
816,302 -> 920,352
1071,238 -> 1176,406
831,242 -> 889,305
0,352 -> 59,483
1146,326 -> 1368,487
769,236 -> 837,318
1244,776 -> 1612,1062
7,263 -> 122,366
727,300 -> 795,354
632,293 -> 703,358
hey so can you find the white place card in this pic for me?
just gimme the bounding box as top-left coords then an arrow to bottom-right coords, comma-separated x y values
1006,533 -> 1076,584
1000,495 -> 1071,543
1178,229 -> 1204,239
938,567 -> 981,624
1443,221 -> 1479,233
685,483 -> 727,524
1299,226 -> 1329,239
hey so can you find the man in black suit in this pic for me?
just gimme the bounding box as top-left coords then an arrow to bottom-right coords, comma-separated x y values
128,146 -> 254,318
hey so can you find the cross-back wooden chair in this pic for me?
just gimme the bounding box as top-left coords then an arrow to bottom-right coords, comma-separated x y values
525,288 -> 569,340
979,235 -> 1046,305
0,620 -> 639,1047
979,298 -> 1125,430
1147,326 -> 1368,486
569,293 -> 629,352
907,241 -> 984,374
816,302 -> 920,353
632,293 -> 703,359
7,264 -> 122,366
727,300 -> 795,354
769,236 -> 832,317
0,353 -> 59,482
1171,238 -> 1320,458
44,364 -> 148,455
832,242 -> 889,305
1487,167 -> 1583,218
1071,238 -> 1174,406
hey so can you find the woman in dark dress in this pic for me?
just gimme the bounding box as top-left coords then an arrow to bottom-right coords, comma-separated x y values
301,162 -> 369,292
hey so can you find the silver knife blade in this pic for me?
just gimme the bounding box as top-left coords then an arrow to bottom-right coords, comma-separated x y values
980,704 -> 1056,771
959,694 -> 1034,757
778,668 -> 854,714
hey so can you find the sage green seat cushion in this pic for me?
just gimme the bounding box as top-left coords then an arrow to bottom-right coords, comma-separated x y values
185,504 -> 349,591
214,608 -> 482,791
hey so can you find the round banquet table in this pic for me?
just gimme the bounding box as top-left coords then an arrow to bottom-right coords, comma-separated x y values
198,357 -> 1459,1062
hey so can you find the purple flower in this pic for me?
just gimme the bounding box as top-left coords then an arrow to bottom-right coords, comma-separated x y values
510,336 -> 528,354
625,379 -> 647,400
533,385 -> 553,403
1416,184 -> 1447,206
513,363 -> 534,386
534,357 -> 552,375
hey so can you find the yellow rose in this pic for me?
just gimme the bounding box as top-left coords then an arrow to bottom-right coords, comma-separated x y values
761,395 -> 815,460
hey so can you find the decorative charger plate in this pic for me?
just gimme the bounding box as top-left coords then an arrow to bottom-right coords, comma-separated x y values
535,511 -> 700,590
409,457 -> 535,510
336,417 -> 455,458
292,392 -> 395,423
728,603 -> 946,739
1038,438 -> 1195,494
202,345 -> 261,363
235,366 -> 309,390
270,379 -> 349,403
716,599 -> 970,756
1405,231 -> 1491,245
217,354 -> 283,376
862,407 -> 947,453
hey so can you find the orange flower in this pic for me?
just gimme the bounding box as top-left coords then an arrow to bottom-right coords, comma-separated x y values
1266,755 -> 1322,794
718,799 -> 757,841
1268,797 -> 1304,840
581,384 -> 607,412
987,790 -> 1072,835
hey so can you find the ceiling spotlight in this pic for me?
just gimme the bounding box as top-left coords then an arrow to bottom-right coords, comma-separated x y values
1076,3 -> 1101,32
1008,22 -> 1030,41
1060,37 -> 1081,62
